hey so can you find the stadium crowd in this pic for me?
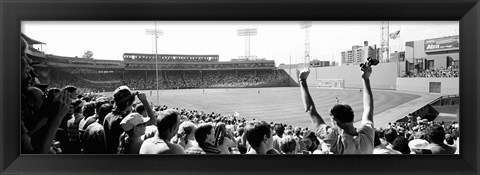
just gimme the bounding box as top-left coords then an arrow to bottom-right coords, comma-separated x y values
124,56 -> 219,62
21,37 -> 459,154
402,65 -> 459,78
37,69 -> 290,92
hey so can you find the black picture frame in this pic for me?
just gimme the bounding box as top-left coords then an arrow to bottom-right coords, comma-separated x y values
1,0 -> 479,175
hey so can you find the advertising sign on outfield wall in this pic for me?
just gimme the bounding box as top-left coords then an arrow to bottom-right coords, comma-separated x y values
317,79 -> 344,89
424,36 -> 459,52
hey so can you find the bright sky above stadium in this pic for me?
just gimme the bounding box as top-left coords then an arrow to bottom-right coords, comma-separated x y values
22,21 -> 458,66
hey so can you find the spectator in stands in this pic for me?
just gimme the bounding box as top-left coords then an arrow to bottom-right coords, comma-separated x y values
392,136 -> 410,154
280,135 -> 297,154
424,124 -> 456,154
23,87 -> 47,134
140,109 -> 185,154
177,121 -> 198,150
245,121 -> 275,154
444,134 -> 455,146
383,128 -> 398,149
191,123 -> 220,154
78,102 -> 96,134
408,139 -> 431,154
117,113 -> 149,154
214,122 -> 237,154
298,66 -> 375,154
80,98 -> 111,131
103,86 -> 156,154
64,99 -> 85,154
272,124 -> 285,153
235,127 -> 248,154
293,127 -> 303,153
81,120 -> 107,154
301,130 -> 323,154
22,86 -> 71,154
373,130 -> 401,154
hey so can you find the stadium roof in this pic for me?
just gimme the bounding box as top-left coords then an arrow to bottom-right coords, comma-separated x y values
21,33 -> 46,45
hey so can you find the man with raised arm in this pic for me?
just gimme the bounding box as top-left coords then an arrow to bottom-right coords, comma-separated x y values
299,66 -> 375,154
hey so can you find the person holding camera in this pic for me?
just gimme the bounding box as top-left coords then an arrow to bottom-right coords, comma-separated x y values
21,37 -> 73,154
298,63 -> 375,154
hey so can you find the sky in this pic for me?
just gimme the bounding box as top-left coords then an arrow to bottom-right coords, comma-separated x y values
22,21 -> 458,66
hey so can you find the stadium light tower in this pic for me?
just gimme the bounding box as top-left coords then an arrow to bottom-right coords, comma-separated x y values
380,21 -> 389,62
237,28 -> 257,60
145,21 -> 163,104
300,21 -> 312,68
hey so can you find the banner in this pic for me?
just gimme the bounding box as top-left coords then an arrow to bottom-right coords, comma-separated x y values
424,36 -> 459,52
317,79 -> 344,89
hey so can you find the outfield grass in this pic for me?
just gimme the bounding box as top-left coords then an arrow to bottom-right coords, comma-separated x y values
105,87 -> 420,129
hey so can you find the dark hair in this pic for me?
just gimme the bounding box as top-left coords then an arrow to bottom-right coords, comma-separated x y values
98,103 -> 113,123
274,124 -> 285,137
82,102 -> 96,118
135,104 -> 146,115
214,122 -> 226,146
156,109 -> 180,140
245,121 -> 271,149
280,135 -> 296,154
237,127 -> 245,137
384,128 -> 398,144
330,104 -> 354,123
374,130 -> 383,147
392,136 -> 410,154
95,98 -> 109,114
72,99 -> 83,113
195,123 -> 214,145
425,124 -> 446,144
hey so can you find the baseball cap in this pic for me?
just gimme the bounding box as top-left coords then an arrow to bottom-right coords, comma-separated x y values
120,112 -> 150,131
113,86 -> 136,103
408,139 -> 429,150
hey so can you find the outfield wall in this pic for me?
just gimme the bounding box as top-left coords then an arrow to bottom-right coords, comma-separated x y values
396,78 -> 459,94
282,62 -> 401,89
281,63 -> 459,94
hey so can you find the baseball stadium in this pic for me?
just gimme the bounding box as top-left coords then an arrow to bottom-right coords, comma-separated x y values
24,33 -> 459,130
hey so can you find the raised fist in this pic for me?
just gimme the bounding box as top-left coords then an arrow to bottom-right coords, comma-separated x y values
136,92 -> 147,102
299,68 -> 310,80
362,66 -> 372,79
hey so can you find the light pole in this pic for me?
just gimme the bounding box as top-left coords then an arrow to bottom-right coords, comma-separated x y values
237,28 -> 257,60
145,21 -> 163,104
300,21 -> 312,69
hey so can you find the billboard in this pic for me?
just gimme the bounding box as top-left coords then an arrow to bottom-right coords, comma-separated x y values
317,79 -> 344,89
424,36 -> 459,52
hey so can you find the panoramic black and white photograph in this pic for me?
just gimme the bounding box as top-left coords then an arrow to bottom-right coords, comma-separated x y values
20,21 -> 459,155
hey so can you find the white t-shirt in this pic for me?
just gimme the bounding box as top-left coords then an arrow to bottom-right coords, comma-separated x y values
318,122 -> 375,154
341,122 -> 375,154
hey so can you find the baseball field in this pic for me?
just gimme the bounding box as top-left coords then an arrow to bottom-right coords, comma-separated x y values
104,87 -> 421,129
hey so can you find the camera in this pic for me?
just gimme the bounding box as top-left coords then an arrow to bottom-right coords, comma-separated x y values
359,57 -> 379,71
